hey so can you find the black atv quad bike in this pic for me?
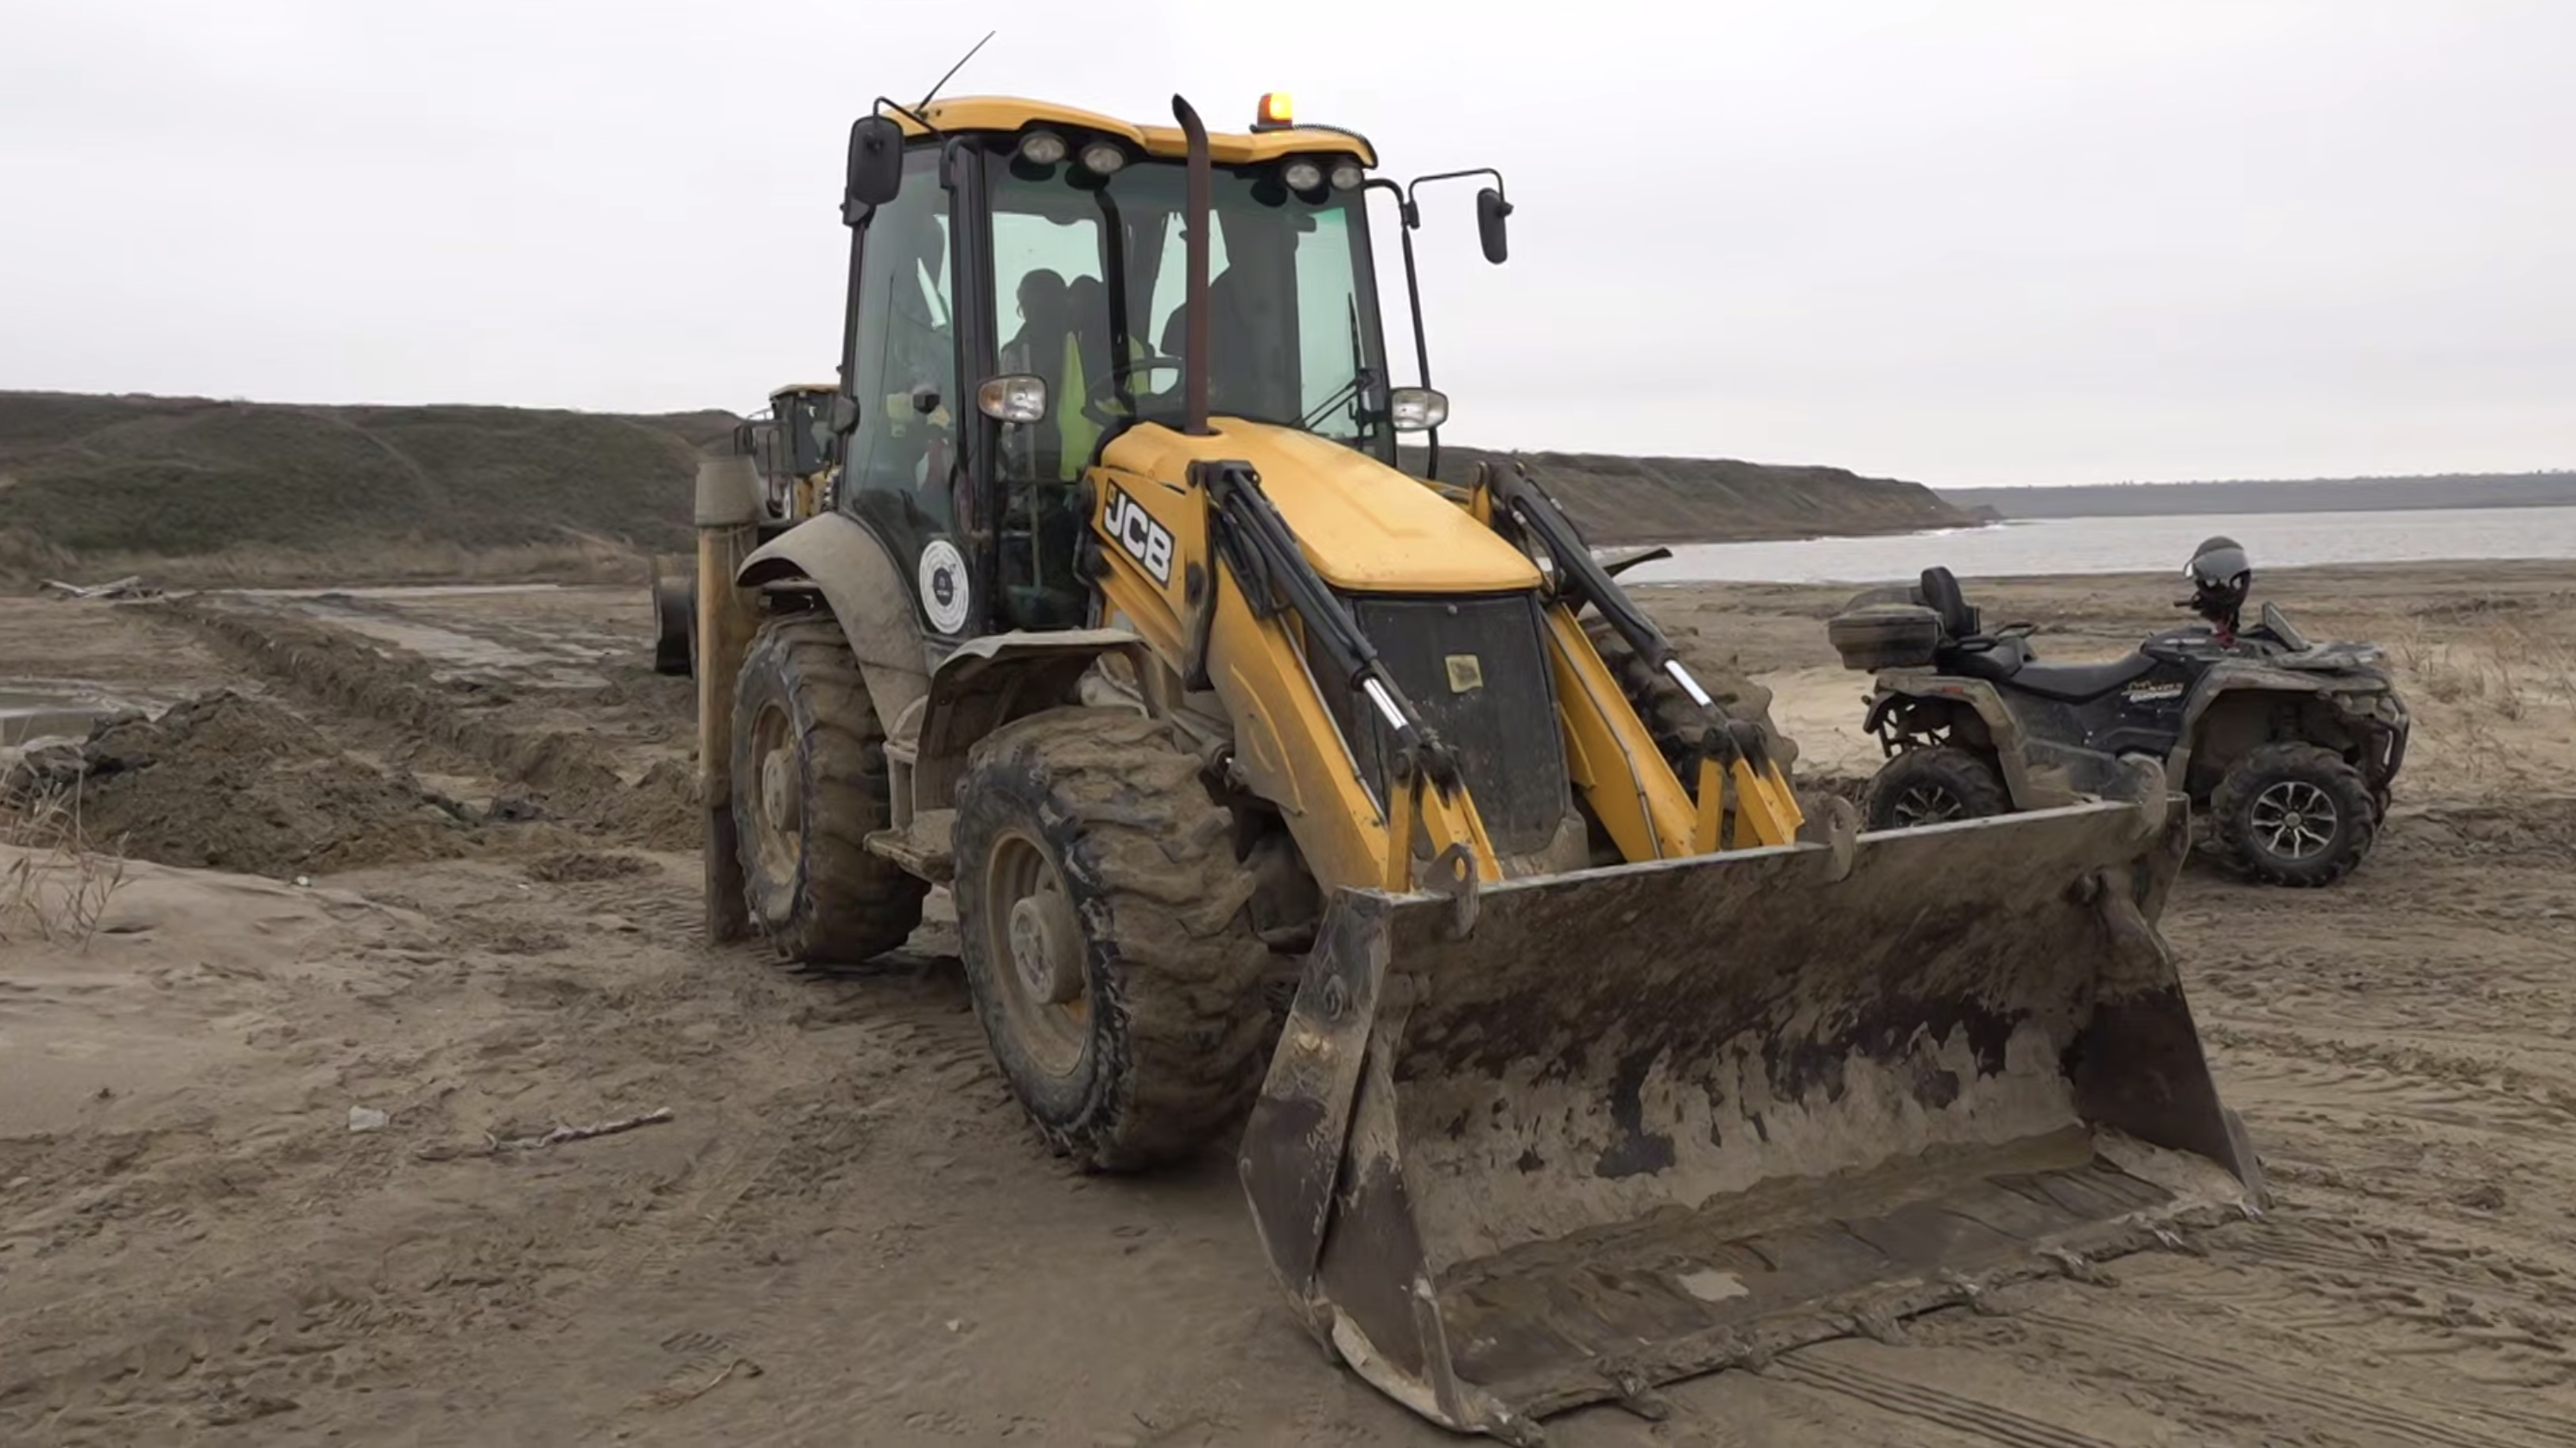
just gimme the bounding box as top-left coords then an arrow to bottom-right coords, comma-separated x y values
1829,565 -> 2410,886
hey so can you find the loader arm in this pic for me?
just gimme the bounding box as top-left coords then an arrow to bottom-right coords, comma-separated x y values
1476,458 -> 1803,851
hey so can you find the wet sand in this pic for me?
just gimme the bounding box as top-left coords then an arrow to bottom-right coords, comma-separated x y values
4,558 -> 2573,1446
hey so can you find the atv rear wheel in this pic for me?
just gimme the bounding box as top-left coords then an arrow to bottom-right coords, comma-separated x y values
1861,745 -> 2009,831
730,614 -> 928,962
2211,741 -> 2377,886
951,707 -> 1272,1172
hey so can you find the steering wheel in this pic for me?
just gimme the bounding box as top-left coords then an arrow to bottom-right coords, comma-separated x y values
1083,356 -> 1185,425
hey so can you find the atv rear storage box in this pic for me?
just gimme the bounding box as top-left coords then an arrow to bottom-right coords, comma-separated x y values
1828,603 -> 1945,670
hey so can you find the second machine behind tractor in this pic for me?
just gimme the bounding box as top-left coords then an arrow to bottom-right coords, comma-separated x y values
651,382 -> 841,676
686,88 -> 2266,1441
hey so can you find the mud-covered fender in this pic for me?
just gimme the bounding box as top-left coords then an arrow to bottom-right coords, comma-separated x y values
2170,666 -> 2367,797
1867,669 -> 2067,811
735,512 -> 933,743
912,629 -> 1152,810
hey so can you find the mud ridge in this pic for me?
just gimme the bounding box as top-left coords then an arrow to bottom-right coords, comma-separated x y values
3,690 -> 506,877
156,594 -> 695,849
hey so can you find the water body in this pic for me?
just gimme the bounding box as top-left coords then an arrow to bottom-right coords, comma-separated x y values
1620,505 -> 2576,587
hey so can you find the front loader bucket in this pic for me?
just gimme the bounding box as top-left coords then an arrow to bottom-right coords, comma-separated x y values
1240,796 -> 2262,1444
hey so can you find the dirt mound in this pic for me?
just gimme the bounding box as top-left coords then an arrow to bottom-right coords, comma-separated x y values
10,692 -> 482,878
168,596 -> 699,851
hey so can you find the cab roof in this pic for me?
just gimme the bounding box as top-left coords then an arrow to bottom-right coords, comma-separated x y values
892,94 -> 1377,169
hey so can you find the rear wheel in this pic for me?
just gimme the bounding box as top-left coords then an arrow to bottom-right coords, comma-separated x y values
730,614 -> 928,962
2211,741 -> 2376,886
649,556 -> 695,677
1861,745 -> 2008,831
951,707 -> 1272,1172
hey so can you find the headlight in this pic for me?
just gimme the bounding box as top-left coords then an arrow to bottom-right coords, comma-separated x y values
977,374 -> 1049,422
1282,158 -> 1323,192
1329,161 -> 1364,191
1078,139 -> 1126,175
1387,386 -> 1448,432
1018,129 -> 1068,165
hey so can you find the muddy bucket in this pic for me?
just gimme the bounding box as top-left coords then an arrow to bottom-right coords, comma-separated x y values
1239,795 -> 2263,1444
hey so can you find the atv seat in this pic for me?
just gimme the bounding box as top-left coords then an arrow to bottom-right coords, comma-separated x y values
2000,652 -> 2160,703
1939,633 -> 2034,682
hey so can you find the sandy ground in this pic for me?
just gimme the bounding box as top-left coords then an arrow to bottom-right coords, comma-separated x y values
4,560 -> 2575,1447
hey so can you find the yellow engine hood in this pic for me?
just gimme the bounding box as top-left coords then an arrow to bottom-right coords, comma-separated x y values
1101,421 -> 1541,594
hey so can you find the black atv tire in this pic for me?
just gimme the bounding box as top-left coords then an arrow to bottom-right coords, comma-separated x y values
951,707 -> 1273,1172
2210,741 -> 2378,887
1584,616 -> 1799,781
650,562 -> 696,678
1861,745 -> 2009,832
730,614 -> 928,962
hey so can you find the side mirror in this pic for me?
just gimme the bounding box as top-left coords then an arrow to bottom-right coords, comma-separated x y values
829,391 -> 861,435
846,114 -> 904,211
1475,187 -> 1512,264
1388,386 -> 1449,433
977,374 -> 1049,422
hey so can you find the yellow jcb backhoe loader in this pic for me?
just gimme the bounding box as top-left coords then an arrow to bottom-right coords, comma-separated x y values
652,382 -> 840,676
688,88 -> 2266,1444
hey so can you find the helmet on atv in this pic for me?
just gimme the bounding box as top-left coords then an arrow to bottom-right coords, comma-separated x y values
2186,536 -> 2252,631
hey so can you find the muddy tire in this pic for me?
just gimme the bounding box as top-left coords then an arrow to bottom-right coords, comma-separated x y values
950,706 -> 1272,1172
1861,745 -> 2009,831
2211,741 -> 2377,887
1585,616 -> 1799,782
730,615 -> 927,962
650,556 -> 696,678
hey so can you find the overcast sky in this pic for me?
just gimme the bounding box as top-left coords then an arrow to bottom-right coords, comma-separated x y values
3,2 -> 2570,487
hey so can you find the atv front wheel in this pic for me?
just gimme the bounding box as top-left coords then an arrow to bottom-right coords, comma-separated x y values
951,707 -> 1272,1172
730,615 -> 928,962
2211,741 -> 2377,887
1861,746 -> 2009,832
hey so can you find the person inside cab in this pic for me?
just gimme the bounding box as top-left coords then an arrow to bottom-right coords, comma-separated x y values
1158,206 -> 1298,425
879,206 -> 955,489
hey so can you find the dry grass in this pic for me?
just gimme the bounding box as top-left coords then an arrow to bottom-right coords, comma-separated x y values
1,786 -> 130,950
2381,611 -> 2576,792
2389,614 -> 2576,715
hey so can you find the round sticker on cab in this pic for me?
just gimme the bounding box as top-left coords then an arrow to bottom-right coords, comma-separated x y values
918,537 -> 971,635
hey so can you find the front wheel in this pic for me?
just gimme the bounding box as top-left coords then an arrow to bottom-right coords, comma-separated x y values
1861,745 -> 2009,832
2210,741 -> 2377,886
950,707 -> 1273,1172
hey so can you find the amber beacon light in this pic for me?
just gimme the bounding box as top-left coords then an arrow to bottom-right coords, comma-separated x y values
1252,92 -> 1293,130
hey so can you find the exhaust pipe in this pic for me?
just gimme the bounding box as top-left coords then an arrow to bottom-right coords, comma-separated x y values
1171,94 -> 1213,437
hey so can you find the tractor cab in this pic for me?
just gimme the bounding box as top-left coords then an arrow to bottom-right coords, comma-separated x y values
823,92 -> 1505,637
733,382 -> 841,531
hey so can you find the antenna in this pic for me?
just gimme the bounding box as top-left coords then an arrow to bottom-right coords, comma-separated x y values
917,30 -> 997,111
